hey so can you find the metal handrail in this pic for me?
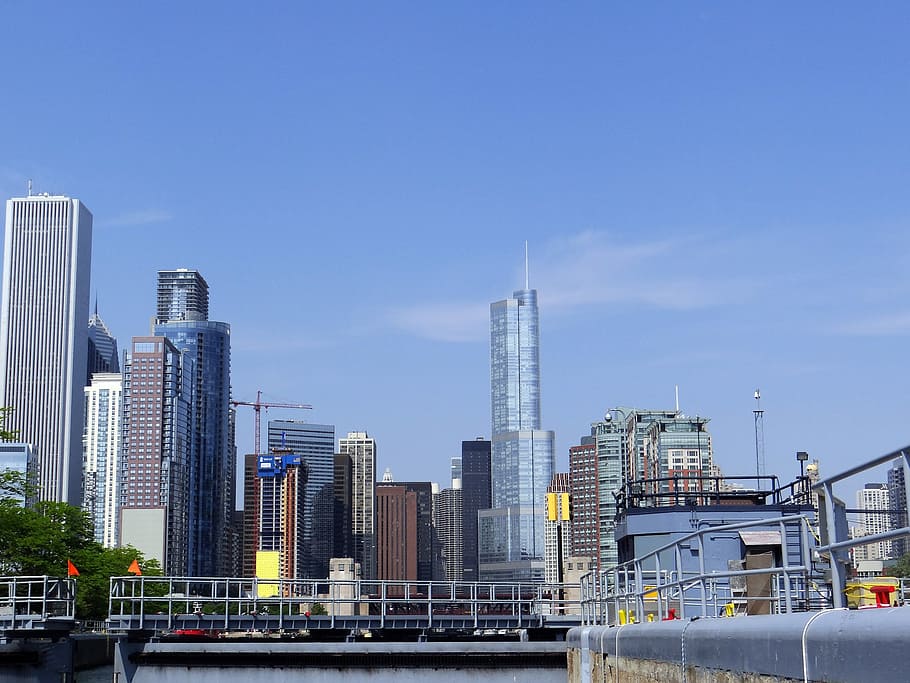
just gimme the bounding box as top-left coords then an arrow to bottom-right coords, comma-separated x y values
0,576 -> 77,628
107,577 -> 583,631
813,446 -> 910,608
580,514 -> 825,624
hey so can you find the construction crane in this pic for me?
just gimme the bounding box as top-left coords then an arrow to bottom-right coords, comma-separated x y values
231,390 -> 312,456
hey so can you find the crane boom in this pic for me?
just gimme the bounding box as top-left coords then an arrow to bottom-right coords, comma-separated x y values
230,389 -> 312,455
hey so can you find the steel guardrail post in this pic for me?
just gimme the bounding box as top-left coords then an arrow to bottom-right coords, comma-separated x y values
821,481 -> 845,608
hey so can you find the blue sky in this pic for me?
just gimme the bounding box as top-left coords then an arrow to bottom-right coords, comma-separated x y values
2,3 -> 909,499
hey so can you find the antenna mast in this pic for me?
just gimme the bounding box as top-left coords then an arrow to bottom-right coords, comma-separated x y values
753,389 -> 765,478
524,240 -> 529,289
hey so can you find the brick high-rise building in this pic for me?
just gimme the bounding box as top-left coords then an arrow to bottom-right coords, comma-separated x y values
119,336 -> 194,574
376,484 -> 418,580
568,440 -> 598,565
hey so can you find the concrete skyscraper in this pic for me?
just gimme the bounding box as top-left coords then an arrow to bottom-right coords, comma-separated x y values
338,431 -> 376,580
480,283 -> 555,581
83,372 -> 123,547
0,194 -> 92,504
155,269 -> 232,576
156,268 -> 209,323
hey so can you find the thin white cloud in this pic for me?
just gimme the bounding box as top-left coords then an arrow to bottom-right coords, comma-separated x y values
388,302 -> 489,343
835,312 -> 910,337
387,230 -> 739,342
100,209 -> 174,228
533,230 -> 730,312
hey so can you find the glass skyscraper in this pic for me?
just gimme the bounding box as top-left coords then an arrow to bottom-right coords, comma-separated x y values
154,269 -> 232,576
481,287 -> 555,581
267,420 -> 335,578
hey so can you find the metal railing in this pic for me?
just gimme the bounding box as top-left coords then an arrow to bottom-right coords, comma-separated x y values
580,514 -> 830,625
108,576 -> 582,632
0,576 -> 77,629
814,444 -> 910,609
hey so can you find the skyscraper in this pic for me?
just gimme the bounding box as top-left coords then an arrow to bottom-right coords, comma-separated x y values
481,286 -> 555,581
119,336 -> 194,574
568,440 -> 598,565
338,431 -> 376,580
461,438 -> 491,582
333,453 -> 353,560
87,303 -> 120,382
544,473 -> 572,584
267,420 -> 335,578
0,194 -> 92,504
154,269 -> 232,576
83,372 -> 123,547
375,483 -> 418,580
888,461 -> 907,558
854,483 -> 892,563
434,480 -> 464,581
156,269 -> 209,323
250,446 -> 308,581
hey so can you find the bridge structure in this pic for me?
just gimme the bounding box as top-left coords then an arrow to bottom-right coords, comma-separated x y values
107,576 -> 583,635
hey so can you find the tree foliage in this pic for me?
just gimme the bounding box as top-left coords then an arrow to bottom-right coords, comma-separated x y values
0,495 -> 159,619
883,553 -> 910,578
0,406 -> 17,442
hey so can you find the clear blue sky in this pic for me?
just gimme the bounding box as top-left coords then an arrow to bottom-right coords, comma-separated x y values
2,3 -> 909,498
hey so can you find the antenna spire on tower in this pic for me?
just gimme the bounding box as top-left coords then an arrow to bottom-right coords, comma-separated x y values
525,240 -> 529,289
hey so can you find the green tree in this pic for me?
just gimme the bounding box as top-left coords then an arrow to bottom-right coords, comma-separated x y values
0,406 -> 17,442
883,553 -> 910,578
0,494 -> 156,619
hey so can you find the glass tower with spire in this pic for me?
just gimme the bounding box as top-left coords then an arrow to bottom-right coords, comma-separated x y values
481,258 -> 555,581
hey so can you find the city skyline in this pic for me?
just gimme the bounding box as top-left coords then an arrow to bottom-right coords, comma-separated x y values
2,4 -> 910,489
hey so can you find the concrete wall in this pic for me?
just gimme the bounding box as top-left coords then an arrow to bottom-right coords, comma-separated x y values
568,608 -> 910,683
116,640 -> 568,683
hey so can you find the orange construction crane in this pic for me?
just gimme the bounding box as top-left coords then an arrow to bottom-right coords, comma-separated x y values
231,390 -> 312,456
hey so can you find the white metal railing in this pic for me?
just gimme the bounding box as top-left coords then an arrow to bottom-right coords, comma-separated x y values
580,514 -> 830,625
108,576 -> 582,631
814,445 -> 910,609
0,576 -> 77,628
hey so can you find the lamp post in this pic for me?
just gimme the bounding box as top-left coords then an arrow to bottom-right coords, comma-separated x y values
796,451 -> 809,504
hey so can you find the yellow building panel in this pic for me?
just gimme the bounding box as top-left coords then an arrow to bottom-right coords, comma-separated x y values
546,493 -> 557,521
560,493 -> 571,520
256,550 -> 281,597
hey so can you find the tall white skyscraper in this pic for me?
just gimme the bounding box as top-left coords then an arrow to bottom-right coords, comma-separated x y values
338,431 -> 376,580
0,194 -> 92,504
83,373 -> 123,547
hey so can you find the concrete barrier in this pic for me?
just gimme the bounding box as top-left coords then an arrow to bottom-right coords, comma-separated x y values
568,607 -> 910,683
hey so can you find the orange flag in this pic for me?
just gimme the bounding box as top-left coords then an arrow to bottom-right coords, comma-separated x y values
67,559 -> 80,577
127,559 -> 142,576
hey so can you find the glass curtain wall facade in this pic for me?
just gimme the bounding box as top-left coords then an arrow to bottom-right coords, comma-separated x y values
483,288 -> 555,581
154,320 -> 232,576
267,420 -> 335,578
461,439 -> 491,581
